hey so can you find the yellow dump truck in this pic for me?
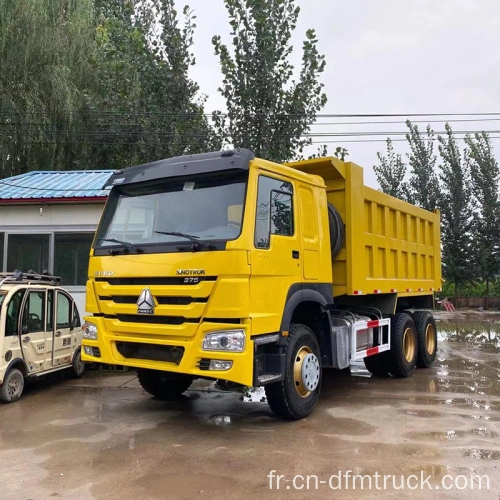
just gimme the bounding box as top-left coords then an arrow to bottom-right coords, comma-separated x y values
82,149 -> 441,420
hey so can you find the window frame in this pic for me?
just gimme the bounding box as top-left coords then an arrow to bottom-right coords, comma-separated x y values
2,230 -> 95,288
254,174 -> 295,249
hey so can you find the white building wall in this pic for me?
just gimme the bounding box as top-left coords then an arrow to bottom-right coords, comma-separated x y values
0,202 -> 105,229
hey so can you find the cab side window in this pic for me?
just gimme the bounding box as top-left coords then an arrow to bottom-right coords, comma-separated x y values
254,175 -> 294,248
22,291 -> 45,334
56,293 -> 71,329
5,289 -> 26,336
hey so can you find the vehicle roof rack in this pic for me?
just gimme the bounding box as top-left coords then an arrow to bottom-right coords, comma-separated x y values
0,270 -> 61,287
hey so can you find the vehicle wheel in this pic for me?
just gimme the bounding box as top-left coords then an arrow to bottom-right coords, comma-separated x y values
0,368 -> 25,403
328,203 -> 345,259
71,349 -> 85,378
412,311 -> 437,368
364,352 -> 389,376
137,369 -> 194,400
265,324 -> 322,420
387,313 -> 417,378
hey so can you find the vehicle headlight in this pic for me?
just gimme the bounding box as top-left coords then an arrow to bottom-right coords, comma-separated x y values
82,321 -> 98,340
202,330 -> 245,352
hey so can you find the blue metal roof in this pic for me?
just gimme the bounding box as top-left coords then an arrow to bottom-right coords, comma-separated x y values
0,170 -> 113,200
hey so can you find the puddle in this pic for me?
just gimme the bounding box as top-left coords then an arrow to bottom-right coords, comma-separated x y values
405,430 -> 466,441
437,320 -> 500,352
208,415 -> 233,426
463,448 -> 500,460
398,409 -> 441,418
470,427 -> 498,438
241,387 -> 267,403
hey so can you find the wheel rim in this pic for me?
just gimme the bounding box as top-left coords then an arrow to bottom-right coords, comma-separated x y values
7,374 -> 22,397
403,327 -> 416,362
425,323 -> 436,355
293,346 -> 320,398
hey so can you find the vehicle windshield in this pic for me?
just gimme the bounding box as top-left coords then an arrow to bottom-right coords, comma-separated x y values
94,171 -> 247,252
0,293 -> 6,308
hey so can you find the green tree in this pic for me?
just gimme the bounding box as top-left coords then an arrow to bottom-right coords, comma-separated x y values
405,120 -> 441,211
0,0 -> 217,176
373,138 -> 408,200
464,132 -> 500,296
438,123 -> 475,298
86,0 -> 217,169
0,0 -> 95,176
212,0 -> 327,162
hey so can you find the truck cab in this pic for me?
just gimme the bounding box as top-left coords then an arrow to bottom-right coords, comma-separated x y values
83,149 -> 441,420
0,271 -> 84,403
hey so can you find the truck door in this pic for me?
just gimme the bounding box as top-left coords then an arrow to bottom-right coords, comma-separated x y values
250,173 -> 301,332
51,290 -> 74,367
20,289 -> 51,373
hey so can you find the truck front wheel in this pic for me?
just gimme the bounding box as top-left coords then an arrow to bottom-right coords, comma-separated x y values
265,324 -> 322,420
137,369 -> 194,400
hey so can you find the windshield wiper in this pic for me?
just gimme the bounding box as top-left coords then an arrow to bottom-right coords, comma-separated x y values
154,231 -> 201,243
98,238 -> 143,254
154,231 -> 217,252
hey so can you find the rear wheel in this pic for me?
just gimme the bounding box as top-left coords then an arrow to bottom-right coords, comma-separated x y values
412,311 -> 437,368
0,368 -> 25,403
387,313 -> 417,378
137,369 -> 194,400
265,324 -> 322,420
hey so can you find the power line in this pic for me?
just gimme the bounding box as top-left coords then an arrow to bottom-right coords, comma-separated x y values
2,111 -> 500,118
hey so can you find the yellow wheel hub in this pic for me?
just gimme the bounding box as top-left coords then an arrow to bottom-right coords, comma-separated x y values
293,346 -> 320,398
425,323 -> 436,355
403,327 -> 416,362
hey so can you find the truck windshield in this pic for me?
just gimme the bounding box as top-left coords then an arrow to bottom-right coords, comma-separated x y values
94,171 -> 247,253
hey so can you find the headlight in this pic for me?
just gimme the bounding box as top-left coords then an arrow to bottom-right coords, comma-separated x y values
202,330 -> 245,352
82,321 -> 98,340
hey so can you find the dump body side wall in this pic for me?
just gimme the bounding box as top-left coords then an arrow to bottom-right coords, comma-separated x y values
285,157 -> 442,298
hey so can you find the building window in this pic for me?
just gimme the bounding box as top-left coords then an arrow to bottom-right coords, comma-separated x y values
7,234 -> 50,274
54,233 -> 94,286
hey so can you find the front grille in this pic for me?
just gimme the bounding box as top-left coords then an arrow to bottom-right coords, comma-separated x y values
95,276 -> 217,286
116,314 -> 200,325
99,295 -> 209,305
116,341 -> 184,364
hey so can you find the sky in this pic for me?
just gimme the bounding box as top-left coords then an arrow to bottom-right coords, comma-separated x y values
174,0 -> 500,188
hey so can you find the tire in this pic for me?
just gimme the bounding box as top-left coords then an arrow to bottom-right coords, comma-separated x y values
387,313 -> 418,378
71,348 -> 85,378
265,324 -> 322,420
412,311 -> 437,368
328,203 -> 344,259
137,369 -> 193,400
364,352 -> 389,376
0,368 -> 25,403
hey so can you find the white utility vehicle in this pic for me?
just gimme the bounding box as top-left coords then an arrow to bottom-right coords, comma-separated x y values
0,271 -> 84,403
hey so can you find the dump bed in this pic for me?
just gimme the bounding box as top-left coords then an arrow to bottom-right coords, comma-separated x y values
287,157 -> 442,298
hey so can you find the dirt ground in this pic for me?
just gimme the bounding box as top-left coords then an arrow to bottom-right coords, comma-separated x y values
1,315 -> 499,499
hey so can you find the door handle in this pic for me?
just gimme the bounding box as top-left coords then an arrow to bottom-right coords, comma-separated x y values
292,250 -> 300,259
22,336 -> 30,342
55,331 -> 62,337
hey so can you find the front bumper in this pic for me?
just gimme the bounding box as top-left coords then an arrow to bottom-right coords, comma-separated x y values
82,316 -> 254,386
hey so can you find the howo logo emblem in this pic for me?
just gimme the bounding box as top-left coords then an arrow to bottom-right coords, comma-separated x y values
137,288 -> 156,315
